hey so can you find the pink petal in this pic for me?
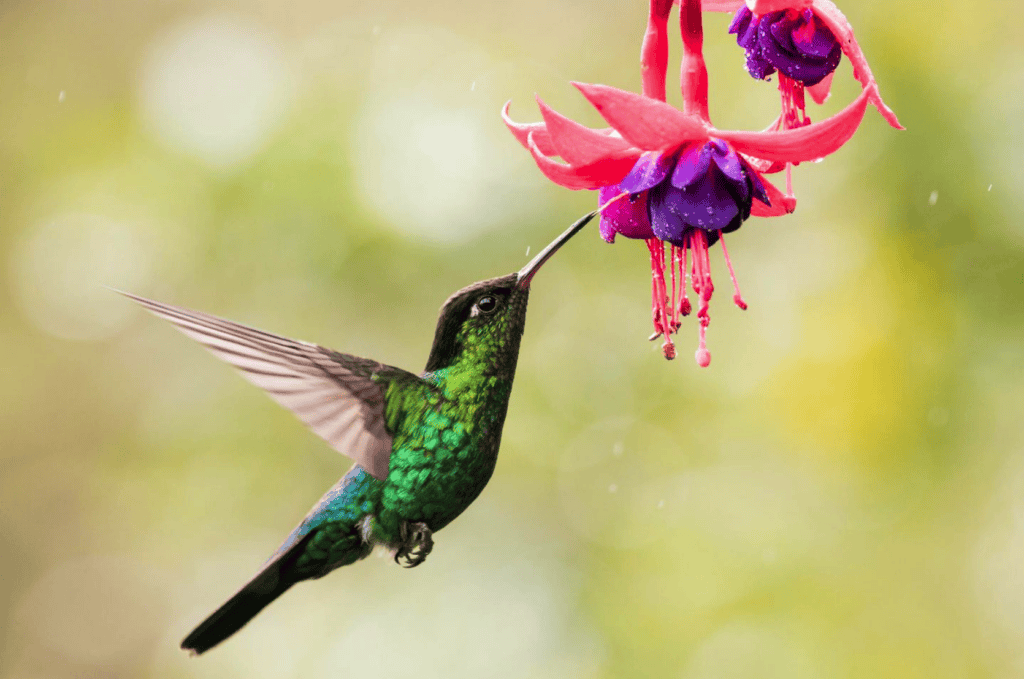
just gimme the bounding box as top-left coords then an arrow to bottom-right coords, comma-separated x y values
573,82 -> 709,151
536,97 -> 635,166
715,87 -> 869,163
701,0 -> 745,10
750,172 -> 797,217
502,101 -> 558,157
526,131 -> 640,190
810,0 -> 903,129
807,72 -> 834,105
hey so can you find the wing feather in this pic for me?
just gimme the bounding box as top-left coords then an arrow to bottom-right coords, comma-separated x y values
119,291 -> 414,480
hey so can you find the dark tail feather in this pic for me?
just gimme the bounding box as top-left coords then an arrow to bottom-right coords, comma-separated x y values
181,535 -> 311,655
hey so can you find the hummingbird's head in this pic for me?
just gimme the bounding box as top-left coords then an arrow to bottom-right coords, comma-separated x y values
423,273 -> 528,374
423,211 -> 596,374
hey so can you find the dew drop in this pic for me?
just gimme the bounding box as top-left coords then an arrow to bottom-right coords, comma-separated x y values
928,190 -> 938,206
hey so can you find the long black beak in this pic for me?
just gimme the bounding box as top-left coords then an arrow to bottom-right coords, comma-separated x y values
516,211 -> 596,289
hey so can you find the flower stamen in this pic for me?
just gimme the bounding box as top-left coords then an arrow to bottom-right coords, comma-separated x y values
646,238 -> 676,359
679,244 -> 692,317
717,230 -> 747,310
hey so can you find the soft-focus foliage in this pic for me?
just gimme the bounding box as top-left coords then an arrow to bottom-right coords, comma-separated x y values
0,1 -> 1022,678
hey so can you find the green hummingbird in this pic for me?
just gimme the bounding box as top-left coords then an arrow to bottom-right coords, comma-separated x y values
120,212 -> 595,655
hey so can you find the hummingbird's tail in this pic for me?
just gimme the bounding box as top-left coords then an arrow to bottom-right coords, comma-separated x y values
180,533 -> 312,655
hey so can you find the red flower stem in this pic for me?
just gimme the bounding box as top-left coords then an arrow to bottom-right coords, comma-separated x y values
641,0 -> 673,101
678,0 -> 710,122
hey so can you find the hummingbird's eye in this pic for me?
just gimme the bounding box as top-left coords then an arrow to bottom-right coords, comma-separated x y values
475,295 -> 498,315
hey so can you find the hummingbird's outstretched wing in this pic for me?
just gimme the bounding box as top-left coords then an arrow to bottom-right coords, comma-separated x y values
119,291 -> 417,480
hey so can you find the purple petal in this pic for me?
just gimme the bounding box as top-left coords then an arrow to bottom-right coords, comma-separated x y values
796,18 -> 838,59
743,161 -> 771,206
745,51 -> 776,80
730,7 -> 759,50
619,151 -> 674,194
649,174 -> 741,243
598,185 -> 654,240
754,9 -> 841,86
670,143 -> 711,189
710,140 -> 745,184
728,6 -> 751,36
648,184 -> 688,245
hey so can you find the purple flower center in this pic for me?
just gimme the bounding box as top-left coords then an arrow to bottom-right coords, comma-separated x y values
728,6 -> 842,86
605,139 -> 768,246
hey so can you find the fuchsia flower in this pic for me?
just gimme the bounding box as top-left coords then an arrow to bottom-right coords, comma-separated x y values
716,0 -> 902,132
505,0 -> 900,366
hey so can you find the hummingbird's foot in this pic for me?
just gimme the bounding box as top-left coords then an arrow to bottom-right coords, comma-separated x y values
395,521 -> 433,568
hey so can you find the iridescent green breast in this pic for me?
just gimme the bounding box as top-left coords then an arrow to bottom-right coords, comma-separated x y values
375,370 -> 514,541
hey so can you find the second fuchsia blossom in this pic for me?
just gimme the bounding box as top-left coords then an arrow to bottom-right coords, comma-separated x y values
505,0 -> 900,366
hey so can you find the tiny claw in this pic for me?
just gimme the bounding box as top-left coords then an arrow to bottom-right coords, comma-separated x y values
395,521 -> 434,569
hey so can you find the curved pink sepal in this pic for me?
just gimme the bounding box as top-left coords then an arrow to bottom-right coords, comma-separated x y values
573,82 -> 709,151
809,0 -> 902,129
502,102 -> 558,158
526,131 -> 639,190
536,97 -> 634,166
750,173 -> 797,216
716,87 -> 868,163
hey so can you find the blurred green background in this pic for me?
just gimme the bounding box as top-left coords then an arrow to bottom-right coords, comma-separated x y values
1,0 -> 1022,677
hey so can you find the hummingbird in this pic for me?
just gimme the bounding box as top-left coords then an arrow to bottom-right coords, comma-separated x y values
119,211 -> 596,655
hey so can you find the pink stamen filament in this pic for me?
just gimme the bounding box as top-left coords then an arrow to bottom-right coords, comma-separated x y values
777,74 -> 808,199
688,229 -> 714,368
717,230 -> 747,310
669,245 -> 679,332
646,238 -> 675,359
679,244 -> 691,317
